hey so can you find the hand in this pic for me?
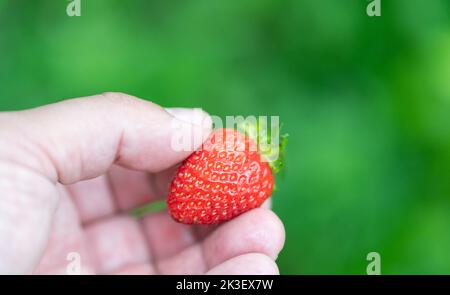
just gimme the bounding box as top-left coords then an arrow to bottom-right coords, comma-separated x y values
0,92 -> 285,274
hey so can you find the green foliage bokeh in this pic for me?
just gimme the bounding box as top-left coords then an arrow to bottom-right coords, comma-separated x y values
1,0 -> 450,274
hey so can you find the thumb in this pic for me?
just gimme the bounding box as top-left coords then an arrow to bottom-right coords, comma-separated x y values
1,92 -> 212,184
0,92 -> 211,274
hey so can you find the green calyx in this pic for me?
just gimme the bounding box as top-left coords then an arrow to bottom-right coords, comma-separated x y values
236,118 -> 288,176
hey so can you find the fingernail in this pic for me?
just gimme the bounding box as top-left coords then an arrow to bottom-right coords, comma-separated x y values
165,107 -> 212,129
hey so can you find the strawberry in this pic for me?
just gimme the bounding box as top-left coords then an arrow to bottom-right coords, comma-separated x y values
167,124 -> 287,225
130,121 -> 287,224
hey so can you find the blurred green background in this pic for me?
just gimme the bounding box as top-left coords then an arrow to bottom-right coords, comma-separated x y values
1,0 -> 450,274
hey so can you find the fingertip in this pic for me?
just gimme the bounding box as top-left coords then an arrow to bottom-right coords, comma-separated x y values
116,105 -> 212,173
237,208 -> 286,260
261,198 -> 272,209
203,208 -> 285,268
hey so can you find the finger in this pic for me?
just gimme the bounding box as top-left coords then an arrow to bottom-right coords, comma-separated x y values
206,253 -> 279,275
84,215 -> 151,274
140,211 -> 197,262
67,175 -> 117,224
192,199 -> 273,241
0,161 -> 58,274
5,92 -> 212,185
107,165 -> 155,211
69,164 -> 176,221
201,208 -> 284,265
148,164 -> 179,201
261,198 -> 272,209
111,263 -> 156,275
155,243 -> 206,275
155,208 -> 285,274
34,185 -> 93,274
108,164 -> 178,211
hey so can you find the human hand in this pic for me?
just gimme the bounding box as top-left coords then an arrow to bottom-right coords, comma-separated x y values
0,92 -> 285,274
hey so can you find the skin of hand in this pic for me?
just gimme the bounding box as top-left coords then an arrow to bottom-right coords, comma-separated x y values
0,92 -> 285,275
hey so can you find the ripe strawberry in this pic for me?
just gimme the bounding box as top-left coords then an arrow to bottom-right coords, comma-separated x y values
167,127 -> 285,224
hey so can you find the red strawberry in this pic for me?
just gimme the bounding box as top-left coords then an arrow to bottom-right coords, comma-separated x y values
167,127 -> 282,224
